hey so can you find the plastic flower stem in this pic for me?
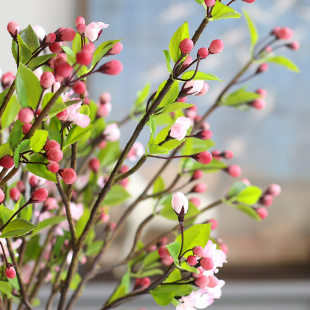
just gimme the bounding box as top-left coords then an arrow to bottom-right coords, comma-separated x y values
178,220 -> 184,263
66,142 -> 78,201
6,239 -> 32,310
227,0 -> 236,6
0,168 -> 8,182
0,80 -> 16,118
0,293 -> 4,310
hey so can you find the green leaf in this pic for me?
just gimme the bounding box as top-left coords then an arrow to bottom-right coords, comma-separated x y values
23,235 -> 41,263
86,240 -> 104,257
149,144 -> 169,155
211,2 -> 242,20
161,102 -> 194,114
235,186 -> 262,205
181,138 -> 215,156
154,126 -> 170,145
32,216 -> 66,236
176,224 -> 211,257
15,63 -> 42,109
166,241 -> 181,263
243,10 -> 258,54
222,87 -> 261,106
149,115 -> 157,143
61,46 -> 76,65
26,154 -> 56,182
181,71 -> 222,81
164,269 -> 182,283
0,281 -> 13,298
13,35 -> 32,64
72,33 -> 83,54
135,83 -> 151,108
0,143 -> 13,158
91,39 -> 122,69
142,251 -> 160,268
195,0 -> 204,4
20,25 -> 40,53
1,219 -> 37,238
180,261 -> 199,274
132,269 -> 164,278
157,81 -> 179,108
75,208 -> 90,238
163,50 -> 172,72
1,95 -> 20,128
102,185 -> 130,206
161,200 -> 200,221
9,120 -> 23,151
266,55 -> 300,73
0,205 -> 14,224
235,204 -> 261,220
228,181 -> 248,198
169,22 -> 190,63
42,93 -> 66,117
98,141 -> 121,167
153,177 -> 165,195
28,54 -> 56,71
108,267 -> 130,304
30,130 -> 48,152
65,125 -> 94,146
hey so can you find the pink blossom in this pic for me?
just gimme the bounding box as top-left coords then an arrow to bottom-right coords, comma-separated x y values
57,102 -> 91,128
184,80 -> 205,95
75,173 -> 90,190
172,192 -> 189,214
103,123 -> 120,141
177,290 -> 214,310
203,280 -> 225,299
69,203 -> 84,221
84,22 -> 109,42
33,25 -> 46,41
170,117 -> 191,140
202,240 -> 227,275
127,142 -> 144,161
97,102 -> 112,118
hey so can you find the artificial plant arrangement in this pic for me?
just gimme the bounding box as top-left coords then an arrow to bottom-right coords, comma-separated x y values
0,0 -> 299,309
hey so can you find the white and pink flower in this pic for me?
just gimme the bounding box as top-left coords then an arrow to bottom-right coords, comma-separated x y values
84,22 -> 109,42
170,117 -> 191,141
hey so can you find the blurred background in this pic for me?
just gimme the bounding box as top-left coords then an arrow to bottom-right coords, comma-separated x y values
0,0 -> 309,309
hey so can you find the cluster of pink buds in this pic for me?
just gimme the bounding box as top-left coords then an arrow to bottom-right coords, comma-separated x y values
211,150 -> 234,160
256,184 -> 281,219
250,88 -> 267,110
97,92 -> 112,118
134,277 -> 151,291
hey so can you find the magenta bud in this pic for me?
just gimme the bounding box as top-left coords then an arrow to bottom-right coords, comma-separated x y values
99,60 -> 123,75
179,38 -> 194,54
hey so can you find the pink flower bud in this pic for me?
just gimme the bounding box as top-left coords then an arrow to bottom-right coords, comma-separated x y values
56,110 -> 69,122
274,27 -> 294,40
99,60 -> 123,75
287,42 -> 299,50
17,181 -> 25,193
259,194 -> 273,207
192,267 -> 204,279
29,175 -> 39,187
172,192 -> 189,215
108,42 -> 123,55
109,222 -> 117,230
225,165 -> 242,178
182,55 -> 193,69
197,47 -> 209,59
5,266 -> 16,279
241,178 -> 251,186
76,50 -> 92,66
207,218 -> 218,230
60,28 -> 76,42
158,245 -> 171,258
46,149 -> 63,162
32,188 -> 48,203
139,277 -> 151,289
99,212 -> 110,223
192,170 -> 203,180
59,168 -> 77,184
47,161 -> 60,173
45,33 -> 56,44
187,255 -> 198,266
189,197 -> 201,208
179,38 -> 194,54
1,72 -> 15,89
193,246 -> 204,257
195,275 -> 209,289
73,81 -> 86,94
103,123 -> 120,142
75,16 -> 85,27
44,197 -> 58,210
195,130 -> 213,140
161,256 -> 174,266
211,150 -> 221,160
192,151 -> 213,165
251,98 -> 265,110
192,183 -> 207,193
44,140 -> 60,151
7,22 -> 20,36
184,80 -> 205,95
99,92 -> 111,104
40,71 -> 55,89
49,42 -> 63,53
197,82 -> 209,96
160,237 -> 168,245
209,39 -> 224,54
82,42 -> 95,54
55,61 -> 73,78
256,207 -> 268,220
257,63 -> 269,73
10,188 -> 21,202
220,243 -> 229,254
0,189 -> 5,203
207,275 -> 219,288
0,155 -> 14,169
77,23 -> 86,34
242,0 -> 255,2
18,108 -> 34,124
170,117 -> 191,141
256,88 -> 267,98
205,0 -> 216,6
223,150 -> 234,159
97,103 -> 112,118
89,158 -> 100,173
266,184 -> 281,196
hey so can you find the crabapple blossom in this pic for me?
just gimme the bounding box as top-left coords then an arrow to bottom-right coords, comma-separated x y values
192,151 -> 213,165
225,165 -> 242,178
192,170 -> 203,180
184,80 -> 205,95
57,102 -> 91,128
207,218 -> 218,230
40,71 -> 55,89
288,42 -> 300,50
251,98 -> 265,110
59,168 -> 77,184
17,181 -> 25,193
170,117 -> 191,141
5,266 -> 16,279
207,275 -> 219,288
204,279 -> 225,299
99,60 -> 123,75
108,42 -> 123,55
0,189 -> 4,203
31,188 -> 49,203
0,155 -> 14,169
103,123 -> 121,141
266,184 -> 281,196
176,290 -> 214,310
59,27 -> 76,41
161,256 -> 174,266
202,240 -> 227,274
209,39 -> 224,54
182,55 -> 193,69
84,22 -> 109,42
45,32 -> 56,44
18,108 -> 34,124
257,63 -> 269,73
1,72 -> 15,89
69,203 -> 84,221
172,192 -> 189,215
44,197 -> 58,210
201,257 -> 214,271
127,142 -> 144,161
97,102 -> 112,118
256,88 -> 267,98
197,82 -> 209,96
220,243 -> 229,254
242,0 -> 255,3
75,16 -> 85,27
193,246 -> 204,257
10,188 -> 21,202
195,130 -> 213,140
195,275 -> 209,289
257,207 -> 268,219
89,158 -> 100,173
187,255 -> 198,266
179,38 -> 194,54
7,21 -> 20,36
76,50 -> 93,66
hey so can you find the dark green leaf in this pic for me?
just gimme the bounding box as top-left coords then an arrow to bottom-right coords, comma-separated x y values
32,216 -> 66,236
265,55 -> 300,73
211,2 -> 242,20
1,219 -> 37,238
181,71 -> 222,81
163,50 -> 172,72
15,63 -> 42,109
169,22 -> 190,63
1,95 -> 20,128
102,185 -> 130,206
20,25 -> 40,53
30,130 -> 48,152
9,120 -> 23,151
28,54 -> 56,71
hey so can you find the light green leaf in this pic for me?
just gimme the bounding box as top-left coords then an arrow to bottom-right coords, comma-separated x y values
181,71 -> 222,81
211,2 -> 242,20
161,102 -> 194,114
0,281 -> 13,298
166,241 -> 181,263
135,83 -> 151,108
20,25 -> 40,53
75,208 -> 90,238
42,93 -> 67,117
161,200 -> 200,221
195,0 -> 204,4
154,126 -> 170,145
0,205 -> 14,224
0,143 -> 13,158
222,87 -> 261,106
266,55 -> 300,73
28,54 -> 56,71
86,240 -> 104,257
157,81 -> 179,108
108,267 -> 130,304
243,10 -> 258,54
169,22 -> 190,63
102,185 -> 130,206
142,251 -> 160,268
153,177 -> 165,195
164,269 -> 182,283
235,186 -> 262,205
1,219 -> 37,238
161,139 -> 183,151
15,63 -> 42,109
228,181 -> 248,198
149,144 -> 169,155
180,261 -> 199,274
66,124 -> 94,146
1,95 -> 20,128
176,224 -> 211,257
163,50 -> 172,72
61,46 -> 76,65
32,216 -> 65,236
98,141 -> 121,167
235,204 -> 261,221
30,130 -> 48,152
